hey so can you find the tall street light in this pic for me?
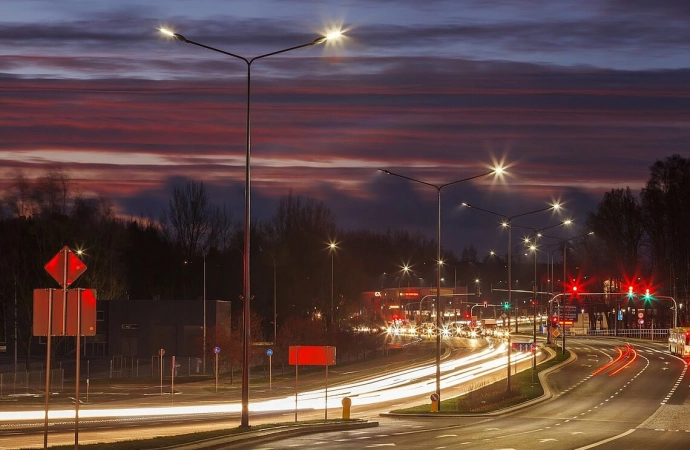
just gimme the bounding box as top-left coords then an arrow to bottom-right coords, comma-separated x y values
541,231 -> 594,347
327,240 -> 339,328
519,219 -> 572,368
159,26 -> 342,428
379,166 -> 503,410
461,201 -> 561,392
461,202 -> 561,333
203,252 -> 207,374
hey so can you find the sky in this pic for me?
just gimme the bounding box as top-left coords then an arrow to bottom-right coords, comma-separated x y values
1,0 -> 689,263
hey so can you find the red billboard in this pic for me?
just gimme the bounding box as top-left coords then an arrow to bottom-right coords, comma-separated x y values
289,345 -> 336,366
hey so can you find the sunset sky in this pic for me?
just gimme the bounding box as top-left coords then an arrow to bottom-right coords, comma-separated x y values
1,0 -> 689,261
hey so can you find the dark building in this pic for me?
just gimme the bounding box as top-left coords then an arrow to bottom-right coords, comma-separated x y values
107,299 -> 231,358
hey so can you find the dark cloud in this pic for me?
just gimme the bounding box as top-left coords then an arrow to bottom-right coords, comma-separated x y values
1,0 -> 688,256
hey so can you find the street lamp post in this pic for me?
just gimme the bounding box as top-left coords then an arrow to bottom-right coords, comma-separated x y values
461,201 -> 561,391
203,253 -> 207,374
520,220 -> 572,368
160,26 -> 341,428
542,231 -> 594,345
328,241 -> 338,328
380,167 -> 501,410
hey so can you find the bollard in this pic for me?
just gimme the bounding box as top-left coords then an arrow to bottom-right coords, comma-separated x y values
430,393 -> 439,412
342,397 -> 352,419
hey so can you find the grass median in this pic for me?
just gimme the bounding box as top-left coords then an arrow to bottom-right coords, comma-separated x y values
392,346 -> 570,414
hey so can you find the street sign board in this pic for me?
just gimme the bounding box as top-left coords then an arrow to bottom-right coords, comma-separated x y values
562,305 -> 578,321
289,345 -> 336,366
552,329 -> 560,338
638,312 -> 644,318
638,318 -> 644,325
512,342 -> 535,352
44,247 -> 87,288
32,288 -> 97,336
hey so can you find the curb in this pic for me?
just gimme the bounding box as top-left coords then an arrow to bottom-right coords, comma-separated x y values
160,419 -> 379,449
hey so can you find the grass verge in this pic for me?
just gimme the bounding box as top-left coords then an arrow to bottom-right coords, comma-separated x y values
392,346 -> 570,414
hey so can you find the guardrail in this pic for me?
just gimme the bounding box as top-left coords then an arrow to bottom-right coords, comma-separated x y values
576,328 -> 669,340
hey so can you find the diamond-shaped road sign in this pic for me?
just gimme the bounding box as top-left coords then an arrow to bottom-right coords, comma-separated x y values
44,246 -> 87,288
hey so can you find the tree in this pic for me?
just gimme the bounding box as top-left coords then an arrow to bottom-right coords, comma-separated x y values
640,154 -> 690,299
268,192 -> 336,320
586,188 -> 644,279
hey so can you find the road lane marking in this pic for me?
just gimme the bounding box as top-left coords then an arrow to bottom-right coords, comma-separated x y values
574,428 -> 636,449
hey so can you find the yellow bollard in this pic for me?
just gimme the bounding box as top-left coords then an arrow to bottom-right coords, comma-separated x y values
430,393 -> 439,412
342,397 -> 352,419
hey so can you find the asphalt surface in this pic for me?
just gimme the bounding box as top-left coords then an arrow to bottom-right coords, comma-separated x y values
224,337 -> 690,450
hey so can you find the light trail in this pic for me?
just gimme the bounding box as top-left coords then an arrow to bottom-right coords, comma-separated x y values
0,341 -> 537,422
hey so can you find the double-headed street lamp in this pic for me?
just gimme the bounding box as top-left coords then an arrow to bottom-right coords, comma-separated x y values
542,231 -> 594,346
461,201 -> 561,392
159,26 -> 342,428
461,202 -> 562,333
519,220 -> 572,368
379,166 -> 502,410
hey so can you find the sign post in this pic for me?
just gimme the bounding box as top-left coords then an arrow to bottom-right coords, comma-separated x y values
267,349 -> 273,392
36,247 -> 90,450
289,346 -> 336,422
159,348 -> 165,396
213,346 -> 220,394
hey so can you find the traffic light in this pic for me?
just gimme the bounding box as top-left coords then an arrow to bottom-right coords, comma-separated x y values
571,285 -> 579,299
503,302 -> 510,311
551,315 -> 559,327
483,300 -> 488,308
627,286 -> 634,299
464,312 -> 471,319
643,288 -> 651,303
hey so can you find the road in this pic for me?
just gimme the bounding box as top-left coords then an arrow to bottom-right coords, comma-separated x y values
229,337 -> 690,450
1,335 -> 533,448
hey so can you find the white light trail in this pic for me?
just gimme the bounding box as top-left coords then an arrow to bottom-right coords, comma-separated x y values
0,343 -> 537,421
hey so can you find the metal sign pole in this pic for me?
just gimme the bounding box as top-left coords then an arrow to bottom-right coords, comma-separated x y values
171,356 -> 175,405
43,289 -> 54,449
294,346 -> 299,423
75,289 -> 82,449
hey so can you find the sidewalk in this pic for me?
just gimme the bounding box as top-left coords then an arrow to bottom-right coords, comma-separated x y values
160,419 -> 379,450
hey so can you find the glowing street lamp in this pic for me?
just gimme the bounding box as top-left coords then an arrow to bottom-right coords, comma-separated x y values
327,240 -> 339,327
379,165 -> 503,410
461,201 -> 561,391
159,25 -> 343,428
521,220 -> 573,368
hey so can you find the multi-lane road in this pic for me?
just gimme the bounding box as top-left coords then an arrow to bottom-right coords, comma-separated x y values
1,336 -> 687,449
232,337 -> 689,450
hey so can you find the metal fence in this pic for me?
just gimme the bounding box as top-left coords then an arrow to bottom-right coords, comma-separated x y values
578,328 -> 670,340
0,355 -> 206,394
0,369 -> 64,397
